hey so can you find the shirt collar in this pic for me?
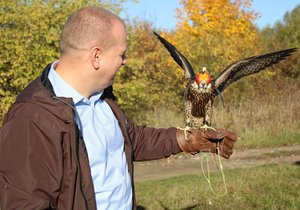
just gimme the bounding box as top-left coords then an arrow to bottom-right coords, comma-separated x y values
48,61 -> 103,105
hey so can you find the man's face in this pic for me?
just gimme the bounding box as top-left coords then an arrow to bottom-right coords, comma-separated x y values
99,21 -> 127,88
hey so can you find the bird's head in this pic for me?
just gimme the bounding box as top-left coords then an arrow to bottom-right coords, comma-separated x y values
195,67 -> 212,92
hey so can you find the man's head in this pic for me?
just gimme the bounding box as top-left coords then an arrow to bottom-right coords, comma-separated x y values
56,6 -> 127,97
59,6 -> 123,55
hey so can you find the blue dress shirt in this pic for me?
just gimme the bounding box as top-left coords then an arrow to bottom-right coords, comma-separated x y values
48,61 -> 132,209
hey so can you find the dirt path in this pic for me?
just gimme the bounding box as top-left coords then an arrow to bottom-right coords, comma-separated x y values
134,144 -> 300,182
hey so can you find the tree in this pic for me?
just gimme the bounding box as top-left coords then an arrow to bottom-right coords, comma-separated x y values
154,0 -> 261,104
260,4 -> 300,78
114,22 -> 182,124
171,0 -> 259,72
0,0 -> 130,122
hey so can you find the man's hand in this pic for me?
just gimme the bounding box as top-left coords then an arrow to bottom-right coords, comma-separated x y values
176,128 -> 237,159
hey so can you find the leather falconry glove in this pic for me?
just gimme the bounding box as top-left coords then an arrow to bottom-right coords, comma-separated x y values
176,128 -> 237,159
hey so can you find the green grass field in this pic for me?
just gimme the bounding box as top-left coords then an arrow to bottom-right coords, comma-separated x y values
135,164 -> 300,210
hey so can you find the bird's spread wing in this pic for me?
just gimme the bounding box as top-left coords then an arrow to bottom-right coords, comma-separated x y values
213,48 -> 298,96
153,31 -> 195,80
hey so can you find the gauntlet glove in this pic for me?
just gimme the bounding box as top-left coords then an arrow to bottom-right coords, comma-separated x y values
176,128 -> 237,159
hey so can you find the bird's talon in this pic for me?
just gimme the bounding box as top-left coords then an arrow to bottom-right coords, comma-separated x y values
177,126 -> 192,140
200,124 -> 216,131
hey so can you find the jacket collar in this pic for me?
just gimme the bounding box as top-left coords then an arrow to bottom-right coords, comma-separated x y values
41,63 -> 56,96
15,63 -> 117,121
41,63 -> 117,101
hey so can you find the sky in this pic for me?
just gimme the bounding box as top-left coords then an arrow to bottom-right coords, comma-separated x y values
120,0 -> 300,30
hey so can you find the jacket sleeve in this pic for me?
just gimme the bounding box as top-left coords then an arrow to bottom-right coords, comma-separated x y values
127,120 -> 182,161
0,103 -> 63,210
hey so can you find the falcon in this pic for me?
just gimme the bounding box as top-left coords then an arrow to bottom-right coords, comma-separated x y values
153,31 -> 297,135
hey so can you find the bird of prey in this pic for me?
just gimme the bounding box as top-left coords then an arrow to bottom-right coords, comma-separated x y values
153,31 -> 297,134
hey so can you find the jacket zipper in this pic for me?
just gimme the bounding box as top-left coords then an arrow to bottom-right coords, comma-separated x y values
74,123 -> 90,210
105,99 -> 136,209
52,97 -> 90,210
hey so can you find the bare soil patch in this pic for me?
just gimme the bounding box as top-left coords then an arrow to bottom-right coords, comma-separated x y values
134,144 -> 300,182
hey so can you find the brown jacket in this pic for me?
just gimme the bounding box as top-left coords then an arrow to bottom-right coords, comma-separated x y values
0,64 -> 182,210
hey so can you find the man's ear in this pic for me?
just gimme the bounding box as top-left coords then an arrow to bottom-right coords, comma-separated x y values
91,47 -> 102,70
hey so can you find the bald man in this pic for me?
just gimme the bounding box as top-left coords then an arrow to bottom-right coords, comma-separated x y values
0,6 -> 237,210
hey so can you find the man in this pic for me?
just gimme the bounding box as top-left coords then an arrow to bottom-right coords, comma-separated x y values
0,6 -> 237,210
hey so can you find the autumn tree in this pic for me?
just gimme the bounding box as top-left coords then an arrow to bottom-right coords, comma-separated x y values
114,22 -> 182,124
260,4 -> 300,78
0,0 -> 130,122
167,1 -> 258,79
155,0 -> 261,103
115,0 -> 263,124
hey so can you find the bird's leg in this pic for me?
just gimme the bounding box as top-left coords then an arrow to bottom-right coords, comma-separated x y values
201,99 -> 216,131
177,126 -> 192,140
179,99 -> 194,140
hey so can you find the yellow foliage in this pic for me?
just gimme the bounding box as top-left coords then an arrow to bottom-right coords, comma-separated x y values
178,0 -> 257,39
114,22 -> 183,123
0,0 -> 130,123
2,0 -> 296,126
166,0 -> 261,77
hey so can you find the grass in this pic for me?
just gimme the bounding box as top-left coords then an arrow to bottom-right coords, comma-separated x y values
135,164 -> 300,210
